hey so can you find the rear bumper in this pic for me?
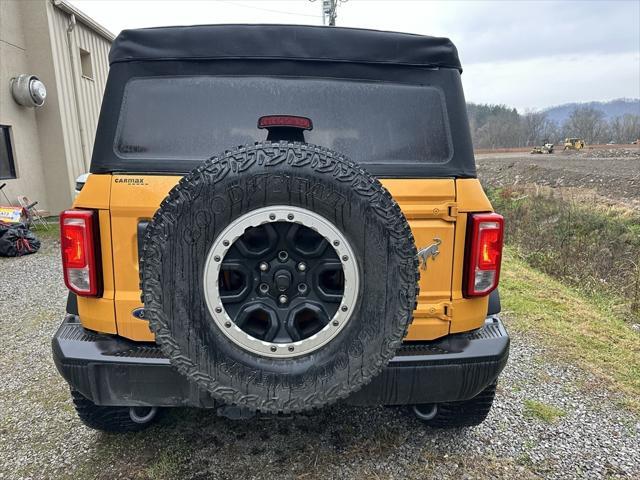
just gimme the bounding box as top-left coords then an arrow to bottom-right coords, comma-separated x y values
52,315 -> 509,407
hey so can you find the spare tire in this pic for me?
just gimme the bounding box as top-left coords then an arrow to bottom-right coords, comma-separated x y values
141,141 -> 418,413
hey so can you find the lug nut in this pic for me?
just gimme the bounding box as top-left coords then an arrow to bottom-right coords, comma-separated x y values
259,262 -> 269,272
278,295 -> 288,304
297,262 -> 307,272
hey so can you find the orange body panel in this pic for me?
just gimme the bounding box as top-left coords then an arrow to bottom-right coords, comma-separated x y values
455,178 -> 492,212
75,174 -> 494,342
73,177 -> 117,334
381,179 -> 456,340
73,174 -> 111,210
110,176 -> 181,340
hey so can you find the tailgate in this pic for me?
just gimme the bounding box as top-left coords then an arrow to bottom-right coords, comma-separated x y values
381,180 -> 456,340
108,176 -> 467,342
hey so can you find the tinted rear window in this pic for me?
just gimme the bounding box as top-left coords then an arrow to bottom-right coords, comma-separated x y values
114,76 -> 452,165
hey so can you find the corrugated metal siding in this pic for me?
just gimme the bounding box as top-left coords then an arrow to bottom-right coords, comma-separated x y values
47,5 -> 83,191
46,3 -> 111,188
73,21 -> 110,158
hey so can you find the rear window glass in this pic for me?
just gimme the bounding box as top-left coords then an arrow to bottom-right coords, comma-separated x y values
114,76 -> 452,165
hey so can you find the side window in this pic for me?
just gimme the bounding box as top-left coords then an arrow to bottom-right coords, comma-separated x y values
0,126 -> 17,179
80,48 -> 93,79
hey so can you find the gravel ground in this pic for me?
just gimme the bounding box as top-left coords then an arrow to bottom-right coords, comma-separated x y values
476,148 -> 640,208
1,241 -> 639,479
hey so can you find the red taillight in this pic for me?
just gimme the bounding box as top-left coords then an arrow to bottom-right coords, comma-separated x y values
60,210 -> 101,296
62,224 -> 87,268
258,115 -> 313,130
464,213 -> 504,297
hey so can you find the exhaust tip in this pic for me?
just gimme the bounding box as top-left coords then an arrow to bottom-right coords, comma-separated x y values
412,403 -> 438,421
129,406 -> 158,424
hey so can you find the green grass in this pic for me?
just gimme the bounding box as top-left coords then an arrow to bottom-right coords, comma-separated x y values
31,218 -> 59,242
523,399 -> 566,423
487,187 -> 640,321
501,250 -> 640,412
144,450 -> 185,480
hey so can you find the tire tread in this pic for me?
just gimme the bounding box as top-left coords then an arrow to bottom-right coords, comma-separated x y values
141,141 -> 420,413
419,384 -> 497,428
70,390 -> 156,433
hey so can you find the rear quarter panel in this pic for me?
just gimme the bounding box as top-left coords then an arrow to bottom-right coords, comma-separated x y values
72,175 -> 117,334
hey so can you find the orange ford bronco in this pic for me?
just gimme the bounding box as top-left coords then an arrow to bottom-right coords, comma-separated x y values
53,25 -> 508,432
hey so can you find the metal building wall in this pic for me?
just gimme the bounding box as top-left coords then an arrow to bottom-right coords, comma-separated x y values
46,1 -> 112,188
72,20 -> 111,160
0,0 -> 50,211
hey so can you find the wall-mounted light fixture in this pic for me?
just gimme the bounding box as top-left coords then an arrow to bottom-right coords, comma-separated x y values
10,74 -> 47,107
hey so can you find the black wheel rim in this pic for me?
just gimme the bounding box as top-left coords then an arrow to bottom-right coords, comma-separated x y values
203,206 -> 359,358
219,221 -> 344,344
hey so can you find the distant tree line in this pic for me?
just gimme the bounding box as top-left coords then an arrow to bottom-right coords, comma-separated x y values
467,103 -> 640,149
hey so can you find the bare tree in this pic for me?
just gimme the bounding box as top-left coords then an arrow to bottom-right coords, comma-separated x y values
563,106 -> 607,143
521,111 -> 545,146
521,110 -> 557,145
466,102 -> 635,149
468,104 -> 522,149
610,114 -> 640,143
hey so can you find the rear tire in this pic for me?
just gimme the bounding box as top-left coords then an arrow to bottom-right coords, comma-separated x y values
70,390 -> 160,433
412,383 -> 497,428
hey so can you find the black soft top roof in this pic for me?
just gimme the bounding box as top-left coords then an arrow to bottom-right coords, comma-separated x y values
109,24 -> 462,71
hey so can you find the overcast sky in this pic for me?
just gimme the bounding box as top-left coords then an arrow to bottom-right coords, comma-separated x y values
69,0 -> 640,111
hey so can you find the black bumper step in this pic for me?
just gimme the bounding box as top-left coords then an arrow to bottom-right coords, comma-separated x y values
52,315 -> 509,408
